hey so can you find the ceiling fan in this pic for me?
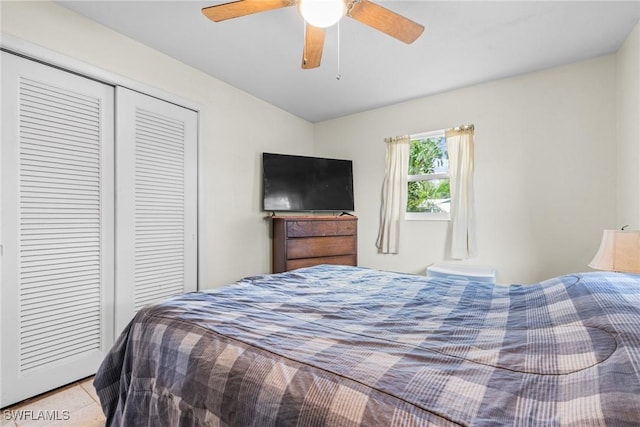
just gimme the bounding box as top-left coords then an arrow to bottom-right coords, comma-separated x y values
202,0 -> 424,69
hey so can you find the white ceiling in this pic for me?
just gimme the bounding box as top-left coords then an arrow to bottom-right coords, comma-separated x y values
57,1 -> 640,123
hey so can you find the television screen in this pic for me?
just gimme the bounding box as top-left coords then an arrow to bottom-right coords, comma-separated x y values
262,153 -> 354,212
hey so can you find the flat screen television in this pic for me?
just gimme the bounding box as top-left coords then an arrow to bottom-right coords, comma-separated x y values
262,152 -> 354,212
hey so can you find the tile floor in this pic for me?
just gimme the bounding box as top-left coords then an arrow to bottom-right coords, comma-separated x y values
1,377 -> 105,427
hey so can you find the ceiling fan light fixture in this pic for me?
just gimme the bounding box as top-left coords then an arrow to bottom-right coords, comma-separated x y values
299,0 -> 346,28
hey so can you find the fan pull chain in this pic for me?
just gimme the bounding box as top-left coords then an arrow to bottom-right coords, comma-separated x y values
336,21 -> 341,81
302,20 -> 306,65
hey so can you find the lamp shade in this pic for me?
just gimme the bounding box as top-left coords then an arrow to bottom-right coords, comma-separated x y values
589,229 -> 640,273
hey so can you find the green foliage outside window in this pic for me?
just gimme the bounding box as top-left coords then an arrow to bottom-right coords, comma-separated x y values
407,137 -> 450,213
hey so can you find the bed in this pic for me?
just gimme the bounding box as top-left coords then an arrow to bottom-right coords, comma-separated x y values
94,265 -> 640,426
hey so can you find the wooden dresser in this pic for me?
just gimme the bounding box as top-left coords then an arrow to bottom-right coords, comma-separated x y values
271,216 -> 358,273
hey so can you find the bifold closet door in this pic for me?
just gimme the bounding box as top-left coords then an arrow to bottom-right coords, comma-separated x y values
0,52 -> 114,407
114,87 -> 197,334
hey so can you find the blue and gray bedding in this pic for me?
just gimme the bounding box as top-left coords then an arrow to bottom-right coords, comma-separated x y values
95,265 -> 640,426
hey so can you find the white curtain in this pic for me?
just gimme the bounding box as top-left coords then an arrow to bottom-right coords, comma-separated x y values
446,127 -> 477,259
376,135 -> 410,254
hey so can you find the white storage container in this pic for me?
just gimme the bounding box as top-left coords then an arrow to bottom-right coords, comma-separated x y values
427,263 -> 496,284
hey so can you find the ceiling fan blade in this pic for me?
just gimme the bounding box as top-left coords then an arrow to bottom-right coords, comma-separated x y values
348,0 -> 424,44
202,0 -> 293,22
302,24 -> 325,69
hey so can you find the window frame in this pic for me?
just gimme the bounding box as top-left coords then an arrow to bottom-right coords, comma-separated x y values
405,129 -> 450,221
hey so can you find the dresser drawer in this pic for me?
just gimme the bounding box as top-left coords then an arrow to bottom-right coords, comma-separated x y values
271,216 -> 358,273
287,236 -> 356,259
286,254 -> 357,271
287,219 -> 356,238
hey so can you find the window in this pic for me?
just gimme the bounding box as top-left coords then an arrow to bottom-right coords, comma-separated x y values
406,130 -> 450,220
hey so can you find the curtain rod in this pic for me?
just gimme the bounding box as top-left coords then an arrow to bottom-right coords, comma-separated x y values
449,124 -> 474,132
384,135 -> 410,144
386,124 -> 475,143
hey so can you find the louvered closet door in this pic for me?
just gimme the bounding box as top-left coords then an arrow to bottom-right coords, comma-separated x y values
0,53 -> 114,407
115,87 -> 197,334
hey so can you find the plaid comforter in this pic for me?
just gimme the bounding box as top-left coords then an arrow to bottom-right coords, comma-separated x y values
94,265 -> 640,426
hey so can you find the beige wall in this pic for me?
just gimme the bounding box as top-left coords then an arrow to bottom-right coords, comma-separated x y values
617,22 -> 640,230
1,1 -> 315,288
314,56 -> 618,284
